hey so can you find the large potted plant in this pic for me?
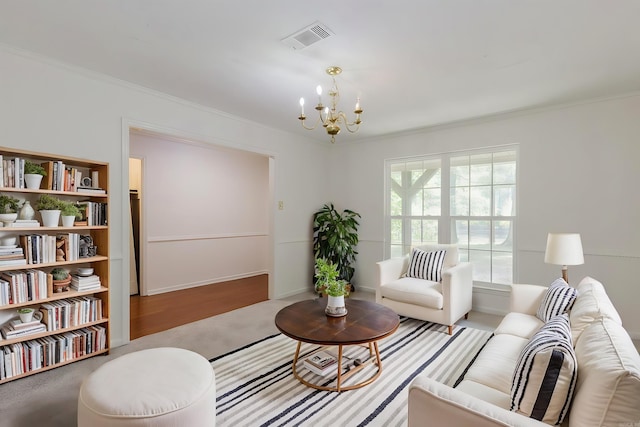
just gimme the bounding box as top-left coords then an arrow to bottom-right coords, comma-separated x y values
23,160 -> 47,189
312,203 -> 361,289
35,193 -> 62,227
315,258 -> 349,317
0,194 -> 20,226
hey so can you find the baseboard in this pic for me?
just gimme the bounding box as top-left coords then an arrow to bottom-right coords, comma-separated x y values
145,271 -> 268,296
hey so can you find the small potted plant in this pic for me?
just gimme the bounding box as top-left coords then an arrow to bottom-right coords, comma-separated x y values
315,258 -> 350,317
0,194 -> 20,226
51,267 -> 71,293
23,160 -> 47,189
59,200 -> 82,227
35,193 -> 62,227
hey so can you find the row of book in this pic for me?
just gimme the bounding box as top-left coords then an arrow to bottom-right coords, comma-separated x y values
0,325 -> 106,380
0,156 -> 24,189
0,246 -> 26,268
18,233 -> 85,265
0,270 -> 49,306
40,296 -> 103,331
81,202 -> 108,226
70,274 -> 101,292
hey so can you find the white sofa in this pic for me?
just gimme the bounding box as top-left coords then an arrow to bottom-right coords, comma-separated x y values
376,244 -> 472,335
408,276 -> 640,426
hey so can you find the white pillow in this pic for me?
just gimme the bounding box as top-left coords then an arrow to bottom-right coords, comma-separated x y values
536,278 -> 577,322
406,248 -> 446,282
511,314 -> 577,425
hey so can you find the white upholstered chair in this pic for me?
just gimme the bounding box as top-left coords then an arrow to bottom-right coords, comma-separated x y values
376,244 -> 473,335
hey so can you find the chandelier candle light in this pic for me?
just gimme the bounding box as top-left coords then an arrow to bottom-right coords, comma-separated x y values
298,66 -> 363,143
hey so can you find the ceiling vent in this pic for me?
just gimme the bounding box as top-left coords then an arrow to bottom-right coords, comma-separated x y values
281,21 -> 334,50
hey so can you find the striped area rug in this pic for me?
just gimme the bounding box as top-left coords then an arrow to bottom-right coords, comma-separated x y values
211,318 -> 492,427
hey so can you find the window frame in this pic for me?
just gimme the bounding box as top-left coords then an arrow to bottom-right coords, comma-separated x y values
384,145 -> 518,290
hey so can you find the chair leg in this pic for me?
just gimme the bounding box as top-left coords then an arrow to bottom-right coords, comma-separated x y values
465,312 -> 469,320
448,325 -> 453,335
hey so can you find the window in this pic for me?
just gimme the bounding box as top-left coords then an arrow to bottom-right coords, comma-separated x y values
386,147 -> 517,287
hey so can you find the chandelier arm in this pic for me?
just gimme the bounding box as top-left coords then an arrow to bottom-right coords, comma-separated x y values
299,115 -> 323,131
336,111 -> 362,133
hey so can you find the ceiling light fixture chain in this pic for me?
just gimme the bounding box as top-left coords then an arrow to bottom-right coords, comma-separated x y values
298,66 -> 363,143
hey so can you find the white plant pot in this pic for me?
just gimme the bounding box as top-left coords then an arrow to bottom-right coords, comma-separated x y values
0,212 -> 18,226
24,174 -> 43,190
325,295 -> 347,317
61,215 -> 76,227
40,209 -> 61,227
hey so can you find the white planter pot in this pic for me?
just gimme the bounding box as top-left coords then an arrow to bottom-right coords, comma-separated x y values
61,215 -> 76,227
0,212 -> 18,226
24,174 -> 43,190
325,295 -> 347,317
40,210 -> 61,227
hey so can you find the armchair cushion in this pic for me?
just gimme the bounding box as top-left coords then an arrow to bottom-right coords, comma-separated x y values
406,248 -> 446,282
380,278 -> 444,309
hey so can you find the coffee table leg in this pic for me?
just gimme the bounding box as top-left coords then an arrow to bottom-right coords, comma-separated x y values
336,345 -> 344,392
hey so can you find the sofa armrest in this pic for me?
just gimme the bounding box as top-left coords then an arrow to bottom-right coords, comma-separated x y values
510,284 -> 548,315
408,376 -> 547,427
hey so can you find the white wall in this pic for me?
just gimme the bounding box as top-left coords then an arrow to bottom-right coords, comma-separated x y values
129,131 -> 270,295
329,93 -> 640,339
0,46 -> 328,346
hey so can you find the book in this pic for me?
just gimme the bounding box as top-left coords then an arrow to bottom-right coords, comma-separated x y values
302,350 -> 340,376
0,258 -> 26,266
76,186 -> 106,194
9,319 -> 43,330
1,323 -> 46,339
305,350 -> 337,369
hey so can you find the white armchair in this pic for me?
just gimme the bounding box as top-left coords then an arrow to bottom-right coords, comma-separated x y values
376,244 -> 473,335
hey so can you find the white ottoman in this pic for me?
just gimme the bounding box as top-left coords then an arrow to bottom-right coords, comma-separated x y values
78,347 -> 216,426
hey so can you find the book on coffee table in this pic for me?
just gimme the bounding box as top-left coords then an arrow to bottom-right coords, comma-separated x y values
303,350 -> 338,376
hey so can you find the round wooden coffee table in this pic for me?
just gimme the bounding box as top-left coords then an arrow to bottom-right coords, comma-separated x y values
275,298 -> 399,392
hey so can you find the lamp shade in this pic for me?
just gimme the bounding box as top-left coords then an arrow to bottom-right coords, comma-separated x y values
544,233 -> 584,266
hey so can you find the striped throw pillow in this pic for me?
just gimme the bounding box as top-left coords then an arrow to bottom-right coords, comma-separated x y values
406,249 -> 446,282
536,278 -> 578,322
511,314 -> 577,425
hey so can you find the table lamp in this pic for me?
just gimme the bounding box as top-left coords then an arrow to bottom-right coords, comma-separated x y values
544,233 -> 584,284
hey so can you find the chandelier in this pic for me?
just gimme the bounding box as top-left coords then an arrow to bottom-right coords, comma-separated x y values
298,66 -> 363,143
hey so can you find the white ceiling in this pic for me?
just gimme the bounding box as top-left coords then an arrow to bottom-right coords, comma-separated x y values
1,1 -> 640,143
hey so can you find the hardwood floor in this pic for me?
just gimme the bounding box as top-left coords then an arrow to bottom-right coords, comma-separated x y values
130,274 -> 269,339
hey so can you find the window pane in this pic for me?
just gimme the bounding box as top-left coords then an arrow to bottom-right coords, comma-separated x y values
450,156 -> 469,187
390,170 -> 403,187
390,219 -> 403,244
494,185 -> 515,216
469,250 -> 491,282
410,219 -> 438,246
452,219 -> 469,247
390,190 -> 402,216
390,244 -> 403,258
470,186 -> 491,216
423,188 -> 441,216
470,154 -> 492,185
493,151 -> 516,184
493,220 -> 512,252
492,252 -> 512,285
450,187 -> 469,216
411,190 -> 423,216
425,168 -> 441,188
469,220 -> 491,250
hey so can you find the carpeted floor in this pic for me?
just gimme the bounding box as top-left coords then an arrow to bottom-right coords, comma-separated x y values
0,291 -> 500,427
212,318 -> 493,426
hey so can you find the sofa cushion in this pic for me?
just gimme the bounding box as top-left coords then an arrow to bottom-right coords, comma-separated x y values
494,312 -> 544,340
456,380 -> 512,409
511,314 -> 576,425
569,276 -> 622,343
536,278 -> 577,322
464,334 -> 529,395
379,278 -> 444,309
406,248 -> 446,282
569,318 -> 640,427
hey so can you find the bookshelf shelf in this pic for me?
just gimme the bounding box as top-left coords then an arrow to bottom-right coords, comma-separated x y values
0,147 -> 110,383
